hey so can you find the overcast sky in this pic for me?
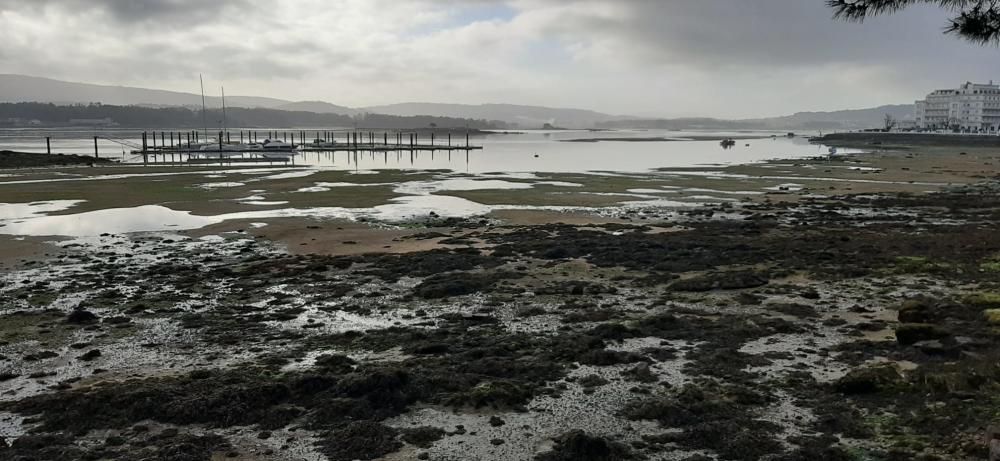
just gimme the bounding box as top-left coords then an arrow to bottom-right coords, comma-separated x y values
1,0 -> 999,118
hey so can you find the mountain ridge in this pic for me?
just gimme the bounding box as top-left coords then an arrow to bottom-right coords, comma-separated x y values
1,74 -> 914,130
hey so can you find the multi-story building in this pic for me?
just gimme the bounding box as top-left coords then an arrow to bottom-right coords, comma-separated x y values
915,81 -> 1000,132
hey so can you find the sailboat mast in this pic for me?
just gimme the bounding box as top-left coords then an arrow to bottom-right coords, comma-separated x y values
199,74 -> 208,141
221,86 -> 228,136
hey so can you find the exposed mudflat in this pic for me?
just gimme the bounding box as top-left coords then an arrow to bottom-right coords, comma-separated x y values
1,147 -> 999,460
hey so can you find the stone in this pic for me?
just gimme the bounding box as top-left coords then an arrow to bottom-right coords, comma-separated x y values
66,309 -> 99,324
78,349 -> 102,361
895,323 -> 948,345
984,309 -> 1000,326
913,340 -> 948,356
989,426 -> 1000,461
835,364 -> 903,394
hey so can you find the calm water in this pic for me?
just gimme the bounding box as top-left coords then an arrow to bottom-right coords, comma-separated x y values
0,128 -> 848,174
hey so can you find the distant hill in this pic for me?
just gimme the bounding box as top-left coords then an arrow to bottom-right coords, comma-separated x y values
746,104 -> 915,130
363,102 -> 632,129
0,74 -> 291,109
0,75 -> 620,127
0,102 -> 507,130
598,105 -> 916,131
274,100 -> 358,115
1,74 -> 917,130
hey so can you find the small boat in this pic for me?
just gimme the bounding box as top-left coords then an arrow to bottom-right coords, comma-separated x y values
259,139 -> 297,160
261,139 -> 295,151
720,138 -> 736,148
261,151 -> 297,160
198,142 -> 261,152
309,139 -> 339,148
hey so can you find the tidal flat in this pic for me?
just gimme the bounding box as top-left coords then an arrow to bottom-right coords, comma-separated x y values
0,145 -> 999,460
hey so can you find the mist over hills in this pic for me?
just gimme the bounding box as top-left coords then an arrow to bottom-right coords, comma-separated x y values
362,102 -> 634,129
0,74 -> 288,110
597,105 -> 916,131
0,74 -> 913,130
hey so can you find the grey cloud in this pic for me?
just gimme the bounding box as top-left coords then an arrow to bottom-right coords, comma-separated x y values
0,0 -> 251,25
536,0 -> 995,67
0,0 -> 997,117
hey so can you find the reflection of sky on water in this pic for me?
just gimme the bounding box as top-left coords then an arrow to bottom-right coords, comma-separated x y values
0,129 -> 854,174
290,133 -> 847,174
0,205 -> 221,236
0,131 -> 875,237
0,200 -> 84,220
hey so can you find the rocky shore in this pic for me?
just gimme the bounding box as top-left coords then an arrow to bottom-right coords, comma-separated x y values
0,149 -> 999,460
0,151 -> 114,168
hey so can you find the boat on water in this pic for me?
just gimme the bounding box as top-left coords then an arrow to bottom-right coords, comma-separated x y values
261,139 -> 295,150
257,139 -> 297,159
720,138 -> 736,148
309,139 -> 339,149
198,142 -> 262,152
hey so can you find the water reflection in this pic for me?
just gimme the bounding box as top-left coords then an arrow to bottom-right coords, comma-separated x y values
0,129 -> 854,174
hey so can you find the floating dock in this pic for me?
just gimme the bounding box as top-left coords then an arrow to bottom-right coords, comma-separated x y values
33,129 -> 483,165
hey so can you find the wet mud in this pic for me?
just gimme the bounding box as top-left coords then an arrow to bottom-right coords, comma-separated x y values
1,179 -> 1000,460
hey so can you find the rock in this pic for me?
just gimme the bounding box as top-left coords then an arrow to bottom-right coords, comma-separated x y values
535,430 -> 637,460
105,435 -> 126,446
835,364 -> 903,394
895,323 -> 948,345
913,340 -> 948,356
800,288 -> 821,300
104,316 -> 132,325
78,349 -> 102,361
66,309 -> 99,324
984,309 -> 1000,326
669,271 -> 768,292
898,298 -> 934,323
24,350 -> 59,361
489,416 -> 506,427
401,427 -> 445,449
622,363 -> 657,383
989,426 -> 1000,461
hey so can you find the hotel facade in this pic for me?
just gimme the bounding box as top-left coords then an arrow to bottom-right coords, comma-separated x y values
915,81 -> 1000,132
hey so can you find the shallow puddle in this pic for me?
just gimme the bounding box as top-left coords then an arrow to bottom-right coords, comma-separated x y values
0,200 -> 84,220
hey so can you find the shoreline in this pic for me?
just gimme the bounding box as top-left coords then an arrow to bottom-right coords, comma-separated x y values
0,140 -> 998,460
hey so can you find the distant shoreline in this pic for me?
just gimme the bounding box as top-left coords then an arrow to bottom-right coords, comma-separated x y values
0,150 -> 114,168
814,132 -> 1000,148
560,135 -> 773,143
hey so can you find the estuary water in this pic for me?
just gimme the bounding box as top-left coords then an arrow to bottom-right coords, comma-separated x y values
0,128 -> 849,174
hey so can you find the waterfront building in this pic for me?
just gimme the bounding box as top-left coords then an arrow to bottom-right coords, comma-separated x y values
915,81 -> 1000,132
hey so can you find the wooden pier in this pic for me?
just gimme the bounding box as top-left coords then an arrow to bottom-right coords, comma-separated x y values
35,129 -> 483,165
128,129 -> 481,165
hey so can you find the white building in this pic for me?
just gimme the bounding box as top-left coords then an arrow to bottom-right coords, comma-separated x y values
915,81 -> 1000,132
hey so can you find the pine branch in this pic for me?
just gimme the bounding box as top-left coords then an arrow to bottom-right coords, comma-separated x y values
828,0 -> 1000,44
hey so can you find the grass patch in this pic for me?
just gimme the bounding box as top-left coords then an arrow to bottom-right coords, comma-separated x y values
964,292 -> 1000,308
892,256 -> 950,274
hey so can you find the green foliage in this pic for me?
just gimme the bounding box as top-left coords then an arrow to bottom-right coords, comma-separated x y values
892,256 -> 949,274
828,0 -> 1000,44
964,292 -> 1000,307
